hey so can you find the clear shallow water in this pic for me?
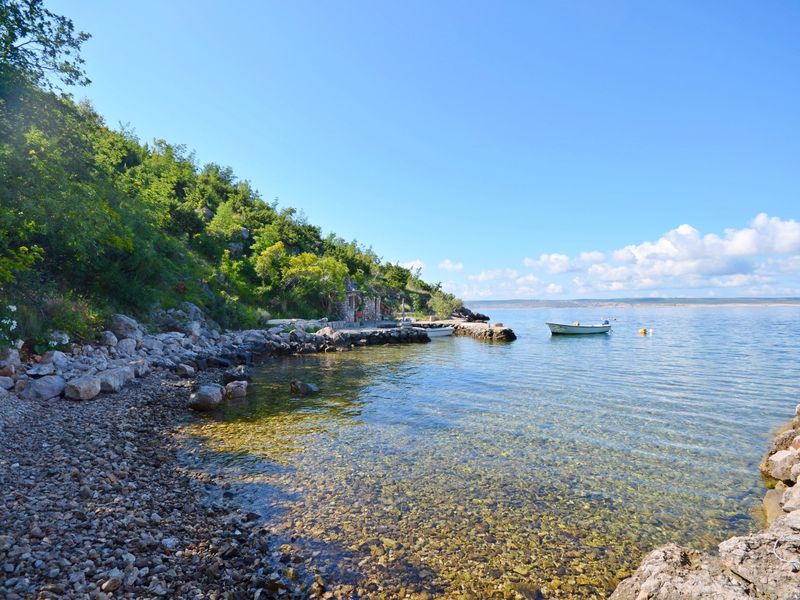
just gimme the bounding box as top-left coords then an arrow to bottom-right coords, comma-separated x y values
186,306 -> 800,598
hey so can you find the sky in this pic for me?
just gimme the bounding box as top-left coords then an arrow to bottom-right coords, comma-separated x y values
50,0 -> 800,299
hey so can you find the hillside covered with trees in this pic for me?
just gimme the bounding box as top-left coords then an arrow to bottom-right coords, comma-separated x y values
0,0 -> 461,348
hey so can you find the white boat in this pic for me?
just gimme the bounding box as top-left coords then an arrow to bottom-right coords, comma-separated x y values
546,321 -> 611,335
425,326 -> 454,338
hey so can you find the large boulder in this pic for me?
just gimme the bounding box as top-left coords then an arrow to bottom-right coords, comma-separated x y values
110,314 -> 143,342
609,544 -> 753,599
188,384 -> 224,411
20,375 -> 66,401
98,367 -> 135,393
64,375 -> 102,400
765,448 -> 800,482
717,510 -> 800,599
782,484 -> 800,512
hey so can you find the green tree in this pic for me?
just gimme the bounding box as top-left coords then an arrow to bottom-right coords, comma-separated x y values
282,253 -> 348,317
429,290 -> 462,319
0,0 -> 91,89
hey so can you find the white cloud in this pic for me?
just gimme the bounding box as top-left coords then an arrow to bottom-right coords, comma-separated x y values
515,274 -> 541,285
520,214 -> 800,297
545,283 -> 563,294
400,259 -> 425,273
523,253 -> 571,273
468,268 -> 519,282
438,258 -> 464,272
524,250 -> 606,273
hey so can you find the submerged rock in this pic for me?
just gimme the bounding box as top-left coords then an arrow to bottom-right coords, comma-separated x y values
290,381 -> 319,396
225,380 -> 248,399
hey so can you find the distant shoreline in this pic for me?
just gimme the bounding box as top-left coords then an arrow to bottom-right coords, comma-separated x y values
467,297 -> 800,309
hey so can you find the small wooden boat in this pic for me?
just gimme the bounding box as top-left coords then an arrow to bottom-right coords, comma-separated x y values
546,321 -> 611,335
425,326 -> 454,338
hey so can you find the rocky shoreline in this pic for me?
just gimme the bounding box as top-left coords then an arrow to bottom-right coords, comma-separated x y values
610,409 -> 800,600
0,367 -> 349,598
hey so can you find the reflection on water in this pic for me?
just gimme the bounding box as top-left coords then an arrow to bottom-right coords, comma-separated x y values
184,306 -> 800,598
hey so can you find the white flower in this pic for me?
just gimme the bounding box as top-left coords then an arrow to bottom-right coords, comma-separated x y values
7,305 -> 16,312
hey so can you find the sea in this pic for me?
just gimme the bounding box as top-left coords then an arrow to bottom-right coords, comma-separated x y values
184,302 -> 800,598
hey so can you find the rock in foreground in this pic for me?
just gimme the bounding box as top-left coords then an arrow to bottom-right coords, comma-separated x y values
188,384 -> 224,411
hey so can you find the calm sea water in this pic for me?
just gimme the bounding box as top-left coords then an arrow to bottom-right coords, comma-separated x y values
186,305 -> 800,598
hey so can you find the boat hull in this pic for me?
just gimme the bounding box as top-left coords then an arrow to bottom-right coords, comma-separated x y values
425,327 -> 454,338
546,322 -> 610,335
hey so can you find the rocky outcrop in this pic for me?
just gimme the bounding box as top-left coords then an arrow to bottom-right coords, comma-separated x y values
414,320 -> 517,342
452,306 -> 490,322
612,408 -> 800,600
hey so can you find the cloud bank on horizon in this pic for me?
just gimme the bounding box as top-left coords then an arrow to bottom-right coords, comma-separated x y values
402,214 -> 800,300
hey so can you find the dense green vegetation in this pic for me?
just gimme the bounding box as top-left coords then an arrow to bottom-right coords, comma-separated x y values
0,0 -> 461,345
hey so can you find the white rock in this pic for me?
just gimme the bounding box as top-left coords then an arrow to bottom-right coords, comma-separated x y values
767,449 -> 800,482
0,387 -> 8,400
64,375 -> 102,400
781,484 -> 800,512
20,375 -> 66,401
98,367 -> 135,392
116,338 -> 138,356
0,376 -> 13,390
188,384 -> 224,411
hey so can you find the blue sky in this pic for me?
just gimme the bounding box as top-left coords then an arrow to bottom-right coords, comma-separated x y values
52,0 -> 800,299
